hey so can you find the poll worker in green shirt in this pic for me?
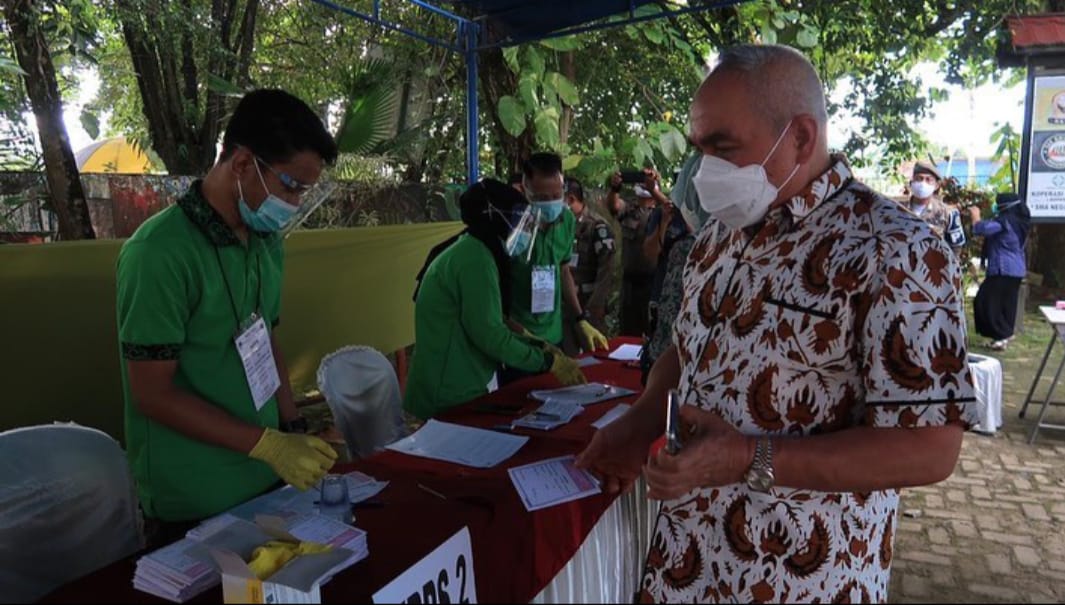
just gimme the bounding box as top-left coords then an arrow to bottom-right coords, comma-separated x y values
116,89 -> 339,536
500,153 -> 609,384
404,179 -> 587,419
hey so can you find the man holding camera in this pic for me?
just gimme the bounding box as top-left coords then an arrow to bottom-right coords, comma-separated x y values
608,168 -> 668,336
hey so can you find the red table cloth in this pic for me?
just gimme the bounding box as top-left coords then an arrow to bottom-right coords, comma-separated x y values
40,338 -> 645,603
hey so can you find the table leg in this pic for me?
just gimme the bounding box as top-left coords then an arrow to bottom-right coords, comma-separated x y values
1020,335 -> 1057,419
1028,354 -> 1065,445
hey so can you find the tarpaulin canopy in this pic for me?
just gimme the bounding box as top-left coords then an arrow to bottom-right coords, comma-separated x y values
74,137 -> 153,174
308,0 -> 747,183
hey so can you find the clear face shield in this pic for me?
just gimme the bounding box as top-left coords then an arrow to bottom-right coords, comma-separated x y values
500,205 -> 538,261
280,181 -> 339,238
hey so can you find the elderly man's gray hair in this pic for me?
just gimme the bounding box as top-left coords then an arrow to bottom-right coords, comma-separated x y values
709,44 -> 828,131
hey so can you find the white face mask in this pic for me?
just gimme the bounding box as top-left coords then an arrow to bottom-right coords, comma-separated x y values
910,180 -> 936,200
692,121 -> 799,230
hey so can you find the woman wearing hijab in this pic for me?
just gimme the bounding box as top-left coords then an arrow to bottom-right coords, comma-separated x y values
970,193 -> 1031,351
404,179 -> 585,419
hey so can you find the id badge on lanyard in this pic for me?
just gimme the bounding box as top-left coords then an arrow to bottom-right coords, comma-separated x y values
531,265 -> 557,314
215,244 -> 279,412
234,312 -> 281,411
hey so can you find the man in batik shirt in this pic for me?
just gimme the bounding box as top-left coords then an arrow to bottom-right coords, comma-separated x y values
578,44 -> 977,603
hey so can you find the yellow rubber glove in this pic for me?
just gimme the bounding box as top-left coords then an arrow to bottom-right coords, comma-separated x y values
247,541 -> 333,580
247,541 -> 299,579
518,326 -> 564,358
576,319 -> 609,352
549,353 -> 587,386
541,341 -> 565,359
248,428 -> 337,491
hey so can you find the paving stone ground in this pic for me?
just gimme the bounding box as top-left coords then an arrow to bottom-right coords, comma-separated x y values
889,307 -> 1065,603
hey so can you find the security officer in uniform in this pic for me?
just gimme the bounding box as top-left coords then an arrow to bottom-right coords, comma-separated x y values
607,169 -> 661,336
562,177 -> 616,355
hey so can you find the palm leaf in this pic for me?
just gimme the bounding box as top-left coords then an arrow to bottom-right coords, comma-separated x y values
335,60 -> 401,155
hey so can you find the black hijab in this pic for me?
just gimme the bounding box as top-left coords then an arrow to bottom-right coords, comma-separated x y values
413,178 -> 528,309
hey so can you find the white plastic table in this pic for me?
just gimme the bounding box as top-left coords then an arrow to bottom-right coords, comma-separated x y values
1019,306 -> 1065,444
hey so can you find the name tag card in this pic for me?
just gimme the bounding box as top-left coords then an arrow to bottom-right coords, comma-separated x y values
531,265 -> 556,314
234,314 -> 281,411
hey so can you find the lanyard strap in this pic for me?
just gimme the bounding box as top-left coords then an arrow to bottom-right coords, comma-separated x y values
213,243 -> 263,331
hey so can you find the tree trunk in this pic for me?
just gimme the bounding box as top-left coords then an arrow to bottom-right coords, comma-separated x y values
2,0 -> 95,240
117,0 -> 258,175
559,51 -> 575,146
479,47 -> 536,176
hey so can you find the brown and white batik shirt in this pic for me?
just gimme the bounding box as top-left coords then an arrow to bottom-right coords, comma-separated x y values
640,156 -> 978,603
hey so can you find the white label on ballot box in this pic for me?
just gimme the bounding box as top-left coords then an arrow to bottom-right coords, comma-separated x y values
531,265 -> 556,314
373,527 -> 477,604
234,314 -> 281,411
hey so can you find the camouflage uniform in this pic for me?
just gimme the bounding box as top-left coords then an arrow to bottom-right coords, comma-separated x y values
562,207 -> 616,354
906,196 -> 966,255
618,203 -> 656,336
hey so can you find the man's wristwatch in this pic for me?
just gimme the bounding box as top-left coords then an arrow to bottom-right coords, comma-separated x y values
280,417 -> 309,434
744,437 -> 775,493
574,309 -> 591,324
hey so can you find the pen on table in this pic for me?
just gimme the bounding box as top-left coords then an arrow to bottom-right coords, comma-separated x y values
418,482 -> 448,500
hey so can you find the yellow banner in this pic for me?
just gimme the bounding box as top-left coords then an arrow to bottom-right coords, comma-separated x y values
0,222 -> 463,439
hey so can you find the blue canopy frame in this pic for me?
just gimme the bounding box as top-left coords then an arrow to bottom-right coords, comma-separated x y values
307,0 -> 747,184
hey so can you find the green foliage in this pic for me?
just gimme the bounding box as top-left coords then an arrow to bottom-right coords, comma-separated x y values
497,95 -> 526,136
5,0 -> 1053,189
334,60 -> 400,155
988,121 -> 1020,193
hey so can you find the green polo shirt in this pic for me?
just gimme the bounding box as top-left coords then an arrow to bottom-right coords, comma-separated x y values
117,181 -> 283,522
404,234 -> 549,419
509,209 -> 576,344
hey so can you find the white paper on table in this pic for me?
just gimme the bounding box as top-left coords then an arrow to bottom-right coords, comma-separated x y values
508,455 -> 602,512
607,343 -> 642,361
576,356 -> 602,368
591,404 -> 630,430
386,419 -> 529,468
528,382 -> 637,406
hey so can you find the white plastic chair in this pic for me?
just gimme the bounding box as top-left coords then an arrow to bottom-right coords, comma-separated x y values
317,346 -> 408,459
0,424 -> 144,602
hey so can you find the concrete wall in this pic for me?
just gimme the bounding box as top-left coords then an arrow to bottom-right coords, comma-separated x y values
0,172 -> 463,240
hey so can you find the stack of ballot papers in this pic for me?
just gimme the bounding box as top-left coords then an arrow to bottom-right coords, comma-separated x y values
528,382 -> 637,406
512,399 -> 584,430
134,514 -> 368,602
133,538 -> 219,602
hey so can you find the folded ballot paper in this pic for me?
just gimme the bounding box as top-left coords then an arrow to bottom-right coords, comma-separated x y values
133,514 -> 368,603
511,399 -> 585,430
